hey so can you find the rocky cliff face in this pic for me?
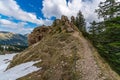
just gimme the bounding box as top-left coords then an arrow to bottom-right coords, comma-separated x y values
8,15 -> 120,80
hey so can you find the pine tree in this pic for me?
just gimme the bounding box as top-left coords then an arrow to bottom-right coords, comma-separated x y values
75,11 -> 86,33
95,0 -> 120,20
95,0 -> 120,42
91,0 -> 120,74
89,21 -> 97,44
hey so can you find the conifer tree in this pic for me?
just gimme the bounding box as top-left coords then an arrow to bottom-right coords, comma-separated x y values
89,0 -> 120,74
95,0 -> 120,20
89,21 -> 97,43
75,11 -> 86,33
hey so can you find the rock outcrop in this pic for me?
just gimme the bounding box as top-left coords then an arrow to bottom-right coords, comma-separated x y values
28,26 -> 50,46
28,15 -> 78,46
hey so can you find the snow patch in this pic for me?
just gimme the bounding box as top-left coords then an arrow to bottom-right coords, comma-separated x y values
0,53 -> 16,72
0,54 -> 41,80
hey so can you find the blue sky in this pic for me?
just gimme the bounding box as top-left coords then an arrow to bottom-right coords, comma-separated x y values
0,0 -> 104,34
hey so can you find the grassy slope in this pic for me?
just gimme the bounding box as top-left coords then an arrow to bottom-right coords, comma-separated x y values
7,31 -> 120,80
8,32 -> 82,80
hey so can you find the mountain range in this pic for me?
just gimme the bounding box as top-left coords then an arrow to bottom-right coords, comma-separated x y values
0,31 -> 28,46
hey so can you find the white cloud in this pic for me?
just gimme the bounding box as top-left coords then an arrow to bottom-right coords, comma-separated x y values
0,0 -> 54,34
42,0 -> 106,25
0,19 -> 33,34
0,0 -> 50,25
117,0 -> 120,2
42,0 -> 67,18
0,19 -> 17,28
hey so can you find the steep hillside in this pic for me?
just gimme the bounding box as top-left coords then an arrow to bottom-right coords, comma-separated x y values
8,15 -> 120,80
0,31 -> 28,46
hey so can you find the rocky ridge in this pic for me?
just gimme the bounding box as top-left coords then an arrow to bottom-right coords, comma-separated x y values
8,15 -> 120,80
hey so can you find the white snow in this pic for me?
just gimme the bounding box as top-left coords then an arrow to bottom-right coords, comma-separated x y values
0,53 -> 16,72
0,53 -> 41,80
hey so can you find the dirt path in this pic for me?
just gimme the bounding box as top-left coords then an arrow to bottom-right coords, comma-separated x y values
72,32 -> 120,80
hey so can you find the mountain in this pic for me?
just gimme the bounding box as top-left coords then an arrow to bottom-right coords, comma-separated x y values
0,31 -> 28,54
7,15 -> 120,80
0,31 -> 28,46
24,33 -> 29,38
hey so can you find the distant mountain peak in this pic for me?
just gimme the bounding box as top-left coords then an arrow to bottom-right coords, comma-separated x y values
0,31 -> 28,46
